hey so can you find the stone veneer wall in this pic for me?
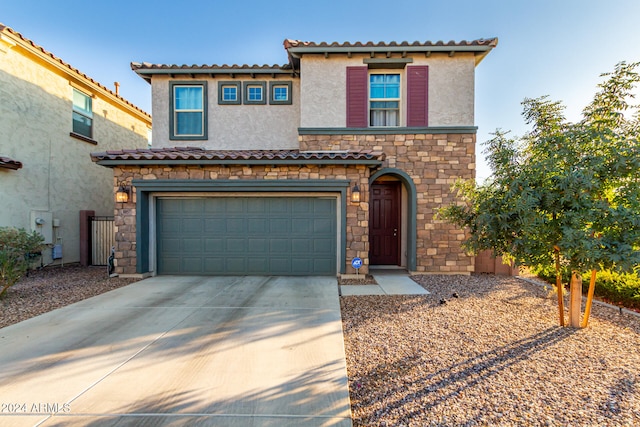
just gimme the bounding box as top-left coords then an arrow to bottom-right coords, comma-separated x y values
112,164 -> 371,276
112,132 -> 474,276
300,132 -> 475,274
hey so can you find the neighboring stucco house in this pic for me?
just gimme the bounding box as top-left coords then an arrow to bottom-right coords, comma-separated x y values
0,24 -> 151,266
91,37 -> 497,277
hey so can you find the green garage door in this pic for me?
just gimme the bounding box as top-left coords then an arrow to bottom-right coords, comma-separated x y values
157,197 -> 337,275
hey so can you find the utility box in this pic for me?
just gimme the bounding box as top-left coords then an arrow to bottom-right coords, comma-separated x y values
30,211 -> 53,244
52,244 -> 63,259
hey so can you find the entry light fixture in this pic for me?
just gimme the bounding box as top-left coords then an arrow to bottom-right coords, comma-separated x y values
115,183 -> 131,203
351,184 -> 361,204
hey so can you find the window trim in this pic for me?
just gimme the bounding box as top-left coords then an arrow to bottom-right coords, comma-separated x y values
169,81 -> 208,140
218,81 -> 241,105
243,81 -> 266,105
269,81 -> 292,105
368,72 -> 401,127
72,88 -> 94,139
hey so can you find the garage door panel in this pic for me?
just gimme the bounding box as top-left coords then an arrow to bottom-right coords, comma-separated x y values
204,219 -> 225,233
226,218 -> 245,232
248,258 -> 268,273
291,239 -> 311,253
226,258 -> 246,272
270,258 -> 291,272
182,218 -> 203,233
314,218 -> 333,233
226,238 -> 246,253
182,257 -> 203,272
160,217 -> 181,233
314,239 -> 334,254
204,238 -> 223,252
225,199 -> 245,213
270,239 -> 289,254
157,197 -> 336,275
268,200 -> 289,214
269,218 -> 290,233
314,259 -> 333,272
182,238 -> 203,253
204,258 -> 224,272
291,218 -> 311,233
248,218 -> 267,233
159,257 -> 181,273
247,198 -> 267,213
182,199 -> 204,213
247,238 -> 267,252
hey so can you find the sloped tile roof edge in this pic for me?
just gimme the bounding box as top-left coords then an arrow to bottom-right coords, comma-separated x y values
131,38 -> 498,72
0,156 -> 23,170
0,23 -> 150,120
90,148 -> 384,164
283,38 -> 498,49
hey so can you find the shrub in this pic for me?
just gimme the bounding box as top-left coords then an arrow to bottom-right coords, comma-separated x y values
589,270 -> 640,310
528,264 -> 640,310
0,227 -> 45,298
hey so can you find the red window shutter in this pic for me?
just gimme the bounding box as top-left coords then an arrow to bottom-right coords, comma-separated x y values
407,65 -> 429,127
346,66 -> 368,127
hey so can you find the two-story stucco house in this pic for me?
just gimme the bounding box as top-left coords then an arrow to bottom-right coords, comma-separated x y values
91,37 -> 497,278
0,24 -> 152,266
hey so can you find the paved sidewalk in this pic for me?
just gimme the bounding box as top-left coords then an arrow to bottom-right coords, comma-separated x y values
0,276 -> 352,426
340,270 -> 430,296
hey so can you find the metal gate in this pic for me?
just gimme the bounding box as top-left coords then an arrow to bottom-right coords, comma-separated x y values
90,216 -> 114,266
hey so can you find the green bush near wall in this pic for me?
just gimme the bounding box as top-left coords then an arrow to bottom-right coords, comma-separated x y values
530,265 -> 640,311
0,227 -> 45,299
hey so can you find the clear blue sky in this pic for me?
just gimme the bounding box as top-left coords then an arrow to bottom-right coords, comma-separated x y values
3,0 -> 640,180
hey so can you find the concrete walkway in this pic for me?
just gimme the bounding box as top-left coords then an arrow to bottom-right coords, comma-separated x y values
0,276 -> 352,426
340,270 -> 430,296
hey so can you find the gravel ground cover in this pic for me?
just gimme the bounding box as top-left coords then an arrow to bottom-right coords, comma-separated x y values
0,265 -> 137,329
341,274 -> 640,426
2,268 -> 638,426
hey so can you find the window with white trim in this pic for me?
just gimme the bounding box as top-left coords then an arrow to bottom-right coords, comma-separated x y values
369,73 -> 400,127
243,81 -> 266,105
170,82 -> 207,139
72,88 -> 93,138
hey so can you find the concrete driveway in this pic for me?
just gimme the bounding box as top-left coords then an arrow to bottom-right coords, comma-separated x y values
0,276 -> 352,426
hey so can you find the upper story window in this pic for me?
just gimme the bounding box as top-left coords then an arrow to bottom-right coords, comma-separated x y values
72,88 -> 93,139
269,81 -> 292,105
223,86 -> 238,102
170,81 -> 207,140
243,81 -> 266,105
369,73 -> 400,126
346,65 -> 428,128
218,81 -> 241,105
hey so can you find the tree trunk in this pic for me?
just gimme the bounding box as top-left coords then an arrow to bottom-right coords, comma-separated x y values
569,271 -> 583,328
581,270 -> 597,328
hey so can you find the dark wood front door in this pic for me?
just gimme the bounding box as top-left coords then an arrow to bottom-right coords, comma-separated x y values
370,182 -> 401,265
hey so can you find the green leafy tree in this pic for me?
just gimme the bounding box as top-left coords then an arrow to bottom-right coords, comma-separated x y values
440,62 -> 640,327
0,227 -> 45,298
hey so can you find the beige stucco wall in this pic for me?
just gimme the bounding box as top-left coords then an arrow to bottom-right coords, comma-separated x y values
299,53 -> 476,128
0,40 -> 150,265
151,75 -> 300,150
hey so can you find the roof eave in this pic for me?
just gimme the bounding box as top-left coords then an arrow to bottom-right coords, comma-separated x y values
131,65 -> 296,83
94,158 -> 383,168
1,26 -> 151,123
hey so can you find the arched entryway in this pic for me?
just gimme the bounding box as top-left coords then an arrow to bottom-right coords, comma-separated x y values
369,168 -> 417,271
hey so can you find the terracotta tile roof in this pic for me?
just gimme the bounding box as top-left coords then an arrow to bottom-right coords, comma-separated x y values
0,24 -> 150,119
91,147 -> 384,165
0,156 -> 23,170
130,62 -> 295,83
283,38 -> 498,50
131,63 -> 293,72
132,37 -> 498,81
